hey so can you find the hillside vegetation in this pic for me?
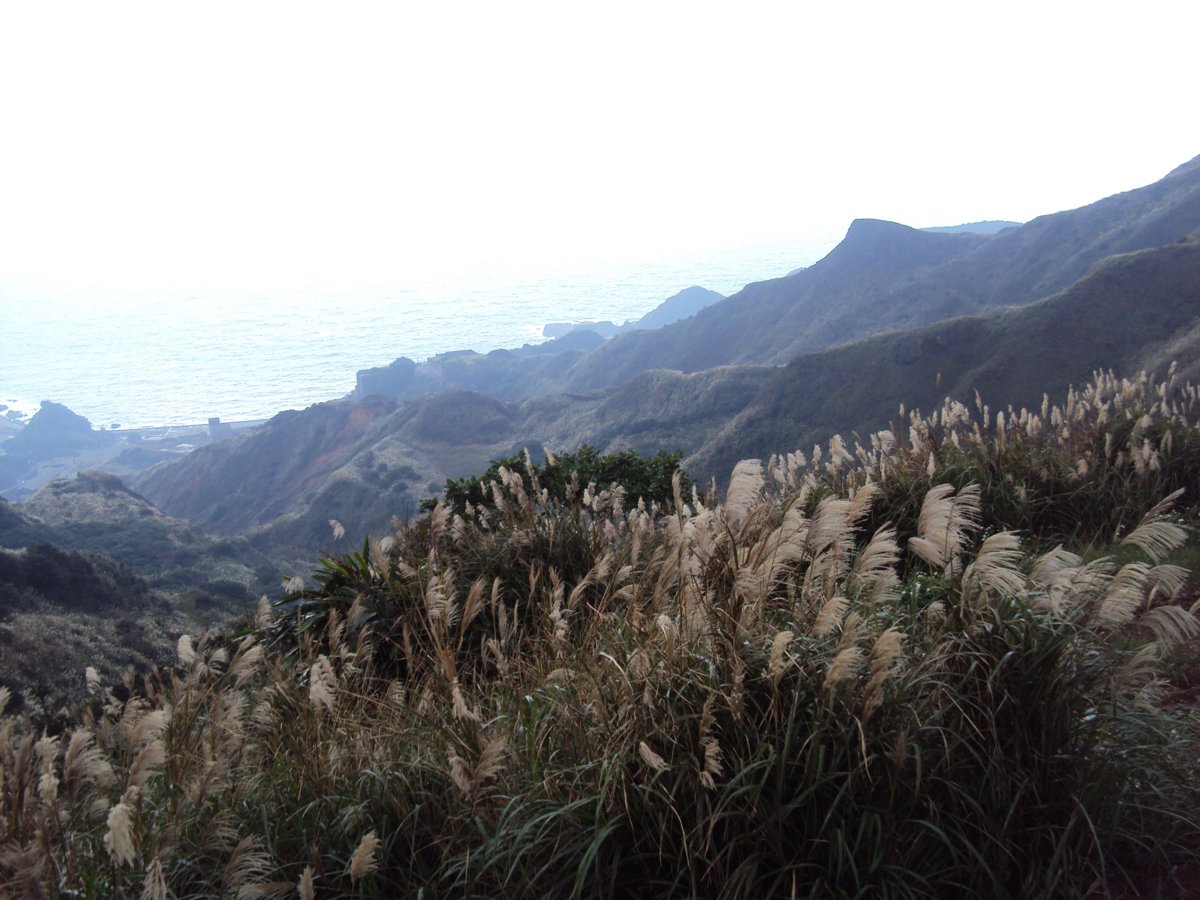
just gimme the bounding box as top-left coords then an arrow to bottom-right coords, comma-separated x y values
0,542 -> 182,723
11,471 -> 278,611
4,370 -> 1199,898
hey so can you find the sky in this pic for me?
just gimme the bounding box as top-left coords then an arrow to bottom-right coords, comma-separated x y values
1,1 -> 1198,292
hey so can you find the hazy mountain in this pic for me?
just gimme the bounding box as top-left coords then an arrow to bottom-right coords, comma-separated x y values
355,336 -> 600,403
135,236 -> 1200,562
543,286 -> 726,337
558,155 -> 1200,391
132,395 -> 455,562
355,286 -> 725,403
519,365 -> 775,460
923,220 -> 1021,234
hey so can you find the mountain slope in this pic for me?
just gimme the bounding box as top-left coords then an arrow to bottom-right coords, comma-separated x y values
559,155 -> 1200,391
687,240 -> 1200,479
132,393 -> 499,561
10,470 -> 279,610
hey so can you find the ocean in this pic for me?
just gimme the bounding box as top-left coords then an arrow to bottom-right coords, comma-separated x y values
0,235 -> 838,430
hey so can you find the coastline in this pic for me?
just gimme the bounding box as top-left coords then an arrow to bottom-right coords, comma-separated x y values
0,415 -> 269,502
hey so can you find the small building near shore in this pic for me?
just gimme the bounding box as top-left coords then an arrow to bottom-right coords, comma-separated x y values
207,417 -> 234,442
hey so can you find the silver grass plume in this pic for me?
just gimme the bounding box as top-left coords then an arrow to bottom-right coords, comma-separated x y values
297,866 -> 315,900
309,655 -> 338,715
767,630 -> 794,685
62,726 -> 115,795
824,611 -> 863,690
812,596 -> 849,637
447,738 -> 507,798
177,634 -> 196,667
698,695 -> 723,790
847,526 -> 901,605
220,835 -> 274,898
1139,605 -> 1200,644
962,532 -> 1026,603
909,483 -> 981,570
141,855 -> 170,900
863,628 -> 905,721
105,801 -> 137,866
1120,489 -> 1188,563
639,741 -> 668,773
1098,563 -> 1152,627
254,595 -> 271,631
725,459 -> 765,531
348,830 -> 379,884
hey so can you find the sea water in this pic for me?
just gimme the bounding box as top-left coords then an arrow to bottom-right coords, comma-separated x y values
0,235 -> 838,430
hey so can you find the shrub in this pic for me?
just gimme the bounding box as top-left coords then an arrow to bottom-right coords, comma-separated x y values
428,445 -> 692,515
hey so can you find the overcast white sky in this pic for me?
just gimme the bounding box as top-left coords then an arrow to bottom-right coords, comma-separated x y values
1,1 -> 1197,291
